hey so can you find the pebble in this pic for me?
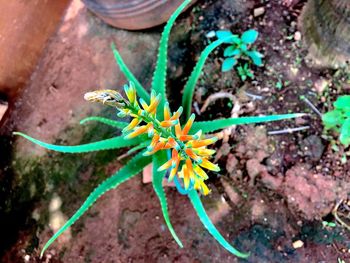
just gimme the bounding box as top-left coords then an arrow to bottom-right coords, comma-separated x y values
49,195 -> 62,212
206,30 -> 216,38
0,101 -> 8,122
294,31 -> 301,41
314,78 -> 329,94
292,240 -> 304,249
290,66 -> 298,76
254,7 -> 265,17
300,135 -> 325,161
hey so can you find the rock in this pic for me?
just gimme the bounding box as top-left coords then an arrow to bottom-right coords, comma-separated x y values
254,7 -> 265,17
283,165 -> 350,220
314,78 -> 329,94
246,159 -> 268,185
289,66 -> 298,77
294,31 -> 301,41
221,178 -> 241,205
235,126 -> 270,160
260,173 -> 283,190
283,0 -> 301,7
0,100 -> 8,122
300,135 -> 325,161
226,153 -> 239,175
292,240 -> 304,249
256,149 -> 269,162
206,30 -> 216,38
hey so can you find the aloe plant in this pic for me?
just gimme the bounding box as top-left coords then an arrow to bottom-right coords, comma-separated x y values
14,0 -> 304,259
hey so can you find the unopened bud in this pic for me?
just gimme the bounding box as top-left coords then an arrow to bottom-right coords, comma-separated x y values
84,90 -> 127,108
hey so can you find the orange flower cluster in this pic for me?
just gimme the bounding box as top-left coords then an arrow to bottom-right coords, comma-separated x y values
86,82 -> 220,195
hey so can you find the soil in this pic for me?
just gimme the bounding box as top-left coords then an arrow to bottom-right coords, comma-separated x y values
1,0 -> 350,262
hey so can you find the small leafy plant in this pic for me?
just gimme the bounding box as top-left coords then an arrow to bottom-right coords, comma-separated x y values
216,29 -> 263,73
14,0 -> 303,259
237,63 -> 254,81
322,95 -> 350,147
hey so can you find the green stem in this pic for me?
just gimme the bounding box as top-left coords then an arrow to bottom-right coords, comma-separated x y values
126,104 -> 186,151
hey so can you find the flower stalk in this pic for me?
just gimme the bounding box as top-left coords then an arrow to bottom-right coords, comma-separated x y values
84,82 -> 220,195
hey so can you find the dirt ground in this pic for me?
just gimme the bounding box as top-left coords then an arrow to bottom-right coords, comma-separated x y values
1,0 -> 350,262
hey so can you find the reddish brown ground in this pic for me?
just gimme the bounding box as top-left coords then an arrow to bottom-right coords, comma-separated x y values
1,0 -> 350,262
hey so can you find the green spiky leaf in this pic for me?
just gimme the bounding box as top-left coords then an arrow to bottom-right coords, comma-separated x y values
14,132 -> 144,153
182,36 -> 233,119
191,113 -> 305,133
40,151 -> 152,257
152,151 -> 183,247
80,116 -> 128,129
188,190 -> 249,258
152,0 -> 192,117
111,43 -> 150,103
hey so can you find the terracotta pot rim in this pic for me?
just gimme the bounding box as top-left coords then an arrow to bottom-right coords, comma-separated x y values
82,0 -> 198,30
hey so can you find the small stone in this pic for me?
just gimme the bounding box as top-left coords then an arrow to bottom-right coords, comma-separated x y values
314,78 -> 329,94
294,31 -> 301,41
300,135 -> 325,161
254,7 -> 265,17
290,66 -> 298,76
292,240 -> 304,249
206,30 -> 216,38
49,195 -> 62,212
0,101 -> 8,122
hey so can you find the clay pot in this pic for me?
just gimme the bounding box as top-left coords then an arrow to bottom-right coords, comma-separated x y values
82,0 -> 197,30
300,0 -> 350,68
0,0 -> 70,102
